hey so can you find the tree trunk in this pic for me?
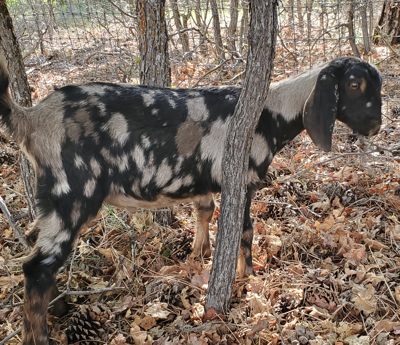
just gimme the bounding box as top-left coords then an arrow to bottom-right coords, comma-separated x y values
205,0 -> 278,315
348,0 -> 361,57
136,0 -> 171,87
375,0 -> 400,45
0,2 -> 36,221
170,0 -> 190,53
209,0 -> 225,60
136,0 -> 173,225
227,0 -> 239,55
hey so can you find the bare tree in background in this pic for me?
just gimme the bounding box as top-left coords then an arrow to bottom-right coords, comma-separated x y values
0,1 -> 36,221
170,0 -> 190,54
360,2 -> 371,54
348,0 -> 361,57
210,0 -> 225,60
205,0 -> 278,315
375,0 -> 400,45
239,0 -> 249,55
136,0 -> 173,225
227,0 -> 239,55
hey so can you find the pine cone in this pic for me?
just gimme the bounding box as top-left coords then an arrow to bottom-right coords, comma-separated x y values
66,304 -> 108,344
161,228 -> 193,261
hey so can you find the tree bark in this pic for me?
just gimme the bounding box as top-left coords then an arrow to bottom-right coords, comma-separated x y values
205,0 -> 278,314
375,0 -> 400,45
0,1 -> 36,221
209,0 -> 225,61
136,0 -> 171,87
136,0 -> 173,225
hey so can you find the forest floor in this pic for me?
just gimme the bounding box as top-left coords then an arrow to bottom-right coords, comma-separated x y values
0,47 -> 400,345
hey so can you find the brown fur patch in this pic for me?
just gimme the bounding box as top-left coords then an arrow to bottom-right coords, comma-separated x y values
176,120 -> 203,156
360,78 -> 367,93
23,284 -> 52,345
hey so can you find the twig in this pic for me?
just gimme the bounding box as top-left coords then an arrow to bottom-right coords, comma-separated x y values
0,327 -> 21,345
193,58 -> 231,87
0,196 -> 28,248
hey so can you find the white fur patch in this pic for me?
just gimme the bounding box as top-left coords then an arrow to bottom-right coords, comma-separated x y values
90,158 -> 101,177
187,96 -> 209,121
103,113 -> 130,146
36,211 -> 69,255
266,66 -> 322,122
200,119 -> 229,183
74,154 -> 85,169
250,134 -> 270,166
142,90 -> 156,107
155,159 -> 173,187
84,178 -> 97,197
132,146 -> 145,168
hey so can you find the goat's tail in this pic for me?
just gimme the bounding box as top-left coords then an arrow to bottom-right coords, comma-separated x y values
0,59 -> 12,119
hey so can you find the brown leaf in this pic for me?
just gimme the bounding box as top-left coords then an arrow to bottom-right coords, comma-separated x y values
351,284 -> 377,316
363,238 -> 388,251
191,270 -> 209,289
374,320 -> 400,334
130,323 -> 152,345
343,244 -> 367,266
139,315 -> 156,331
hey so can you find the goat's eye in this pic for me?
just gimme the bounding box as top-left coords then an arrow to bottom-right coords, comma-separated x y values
350,82 -> 359,90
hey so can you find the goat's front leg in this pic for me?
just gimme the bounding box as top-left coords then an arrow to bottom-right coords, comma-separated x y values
191,194 -> 215,258
237,190 -> 255,278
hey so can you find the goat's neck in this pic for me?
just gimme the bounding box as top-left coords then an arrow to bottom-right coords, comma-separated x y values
259,67 -> 322,154
258,109 -> 304,155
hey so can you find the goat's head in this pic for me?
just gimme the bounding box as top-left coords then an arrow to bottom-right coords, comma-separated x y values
303,57 -> 382,151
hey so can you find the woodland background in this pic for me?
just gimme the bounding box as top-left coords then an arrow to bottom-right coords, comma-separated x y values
0,0 -> 400,344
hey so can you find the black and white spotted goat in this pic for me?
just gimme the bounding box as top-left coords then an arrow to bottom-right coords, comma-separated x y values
0,57 -> 382,344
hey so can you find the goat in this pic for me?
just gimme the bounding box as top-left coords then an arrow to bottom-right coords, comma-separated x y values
0,57 -> 382,345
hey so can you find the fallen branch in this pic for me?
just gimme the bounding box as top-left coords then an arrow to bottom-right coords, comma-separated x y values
0,196 -> 28,248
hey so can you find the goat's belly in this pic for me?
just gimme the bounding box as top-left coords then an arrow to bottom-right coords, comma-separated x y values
105,193 -> 207,210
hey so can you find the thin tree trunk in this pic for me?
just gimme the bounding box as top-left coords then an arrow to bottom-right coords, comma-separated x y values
0,2 -> 36,222
228,0 -> 239,54
209,0 -> 225,60
170,0 -> 190,53
348,0 -> 361,57
194,0 -> 208,54
375,0 -> 400,45
360,2 -> 371,53
136,0 -> 172,225
205,0 -> 278,315
239,0 -> 249,55
297,0 -> 304,35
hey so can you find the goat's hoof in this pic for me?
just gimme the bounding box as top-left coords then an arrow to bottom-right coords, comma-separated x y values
49,296 -> 69,317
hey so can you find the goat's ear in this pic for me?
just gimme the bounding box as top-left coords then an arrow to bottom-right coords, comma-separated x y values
303,70 -> 339,152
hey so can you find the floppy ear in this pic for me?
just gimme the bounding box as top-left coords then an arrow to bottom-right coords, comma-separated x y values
303,68 -> 340,152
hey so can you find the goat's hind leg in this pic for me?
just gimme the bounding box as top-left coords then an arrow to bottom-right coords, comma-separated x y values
237,191 -> 255,278
191,194 -> 215,258
22,207 -> 92,345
